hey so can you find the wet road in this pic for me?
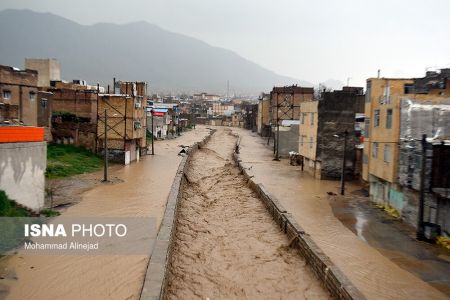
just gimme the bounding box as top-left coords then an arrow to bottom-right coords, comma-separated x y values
0,127 -> 211,300
233,128 -> 448,300
329,194 -> 450,296
166,129 -> 329,299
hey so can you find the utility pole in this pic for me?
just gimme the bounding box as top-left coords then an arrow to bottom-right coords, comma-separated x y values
417,134 -> 427,240
103,109 -> 109,182
151,109 -> 155,155
340,130 -> 348,195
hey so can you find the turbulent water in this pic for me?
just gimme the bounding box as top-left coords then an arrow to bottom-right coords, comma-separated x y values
166,129 -> 329,299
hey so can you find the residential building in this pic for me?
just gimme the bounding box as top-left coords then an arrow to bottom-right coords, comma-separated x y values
209,103 -> 234,116
45,80 -> 99,149
147,102 -> 180,139
25,58 -> 61,87
398,99 -> 450,235
270,85 -> 314,123
0,65 -> 39,126
193,92 -> 220,101
257,93 -> 270,136
243,103 -> 258,131
363,69 -> 450,227
299,87 -> 364,179
97,81 -> 147,164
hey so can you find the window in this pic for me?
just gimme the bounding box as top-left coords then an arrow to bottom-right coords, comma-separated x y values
41,98 -> 48,108
384,144 -> 391,162
386,109 -> 392,129
300,135 -> 304,147
364,118 -> 370,138
383,85 -> 390,104
301,113 -> 306,124
374,110 -> 380,127
363,153 -> 369,164
2,90 -> 11,100
365,81 -> 371,103
310,112 -> 314,125
404,84 -> 414,94
309,137 -> 313,149
29,92 -> 36,101
372,142 -> 379,158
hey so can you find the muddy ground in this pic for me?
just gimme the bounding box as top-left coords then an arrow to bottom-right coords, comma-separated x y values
166,129 -> 329,299
0,127 -> 211,300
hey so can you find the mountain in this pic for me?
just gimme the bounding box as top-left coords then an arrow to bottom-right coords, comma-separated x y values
0,9 -> 311,95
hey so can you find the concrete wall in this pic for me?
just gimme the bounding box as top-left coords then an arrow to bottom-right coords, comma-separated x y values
0,141 -> 46,212
25,58 -> 61,87
273,124 -> 299,158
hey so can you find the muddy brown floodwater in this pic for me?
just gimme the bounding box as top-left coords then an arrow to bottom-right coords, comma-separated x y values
166,129 -> 330,300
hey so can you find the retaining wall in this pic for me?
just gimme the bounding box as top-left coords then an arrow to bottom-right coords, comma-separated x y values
139,129 -> 216,300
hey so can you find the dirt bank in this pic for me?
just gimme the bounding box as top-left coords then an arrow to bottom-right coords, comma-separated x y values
166,129 -> 329,299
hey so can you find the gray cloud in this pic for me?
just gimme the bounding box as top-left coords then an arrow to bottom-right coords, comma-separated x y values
1,0 -> 449,87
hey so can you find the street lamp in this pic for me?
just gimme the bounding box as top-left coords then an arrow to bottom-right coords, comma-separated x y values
334,130 -> 349,195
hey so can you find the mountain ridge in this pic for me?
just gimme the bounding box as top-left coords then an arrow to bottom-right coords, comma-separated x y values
0,9 -> 314,95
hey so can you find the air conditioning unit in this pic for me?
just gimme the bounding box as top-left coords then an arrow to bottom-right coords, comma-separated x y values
135,102 -> 141,108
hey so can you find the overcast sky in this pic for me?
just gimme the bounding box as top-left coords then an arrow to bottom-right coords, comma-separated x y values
1,0 -> 449,87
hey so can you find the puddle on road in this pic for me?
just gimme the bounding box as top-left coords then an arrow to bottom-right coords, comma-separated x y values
166,129 -> 330,299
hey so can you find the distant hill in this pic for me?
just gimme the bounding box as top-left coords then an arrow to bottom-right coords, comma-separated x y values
0,9 -> 313,95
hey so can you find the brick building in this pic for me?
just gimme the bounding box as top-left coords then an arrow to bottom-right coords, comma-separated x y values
299,87 -> 365,179
97,81 -> 147,164
0,65 -> 40,126
270,85 -> 314,124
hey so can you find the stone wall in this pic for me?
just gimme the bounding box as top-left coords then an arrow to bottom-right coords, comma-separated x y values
273,124 -> 299,158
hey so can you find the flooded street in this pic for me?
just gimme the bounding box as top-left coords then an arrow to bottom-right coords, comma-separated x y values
0,127 -> 211,300
329,194 -> 450,296
166,129 -> 329,299
233,128 -> 448,300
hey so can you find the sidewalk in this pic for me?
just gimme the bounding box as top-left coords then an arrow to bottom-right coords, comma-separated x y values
233,128 -> 448,300
1,126 -> 211,300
